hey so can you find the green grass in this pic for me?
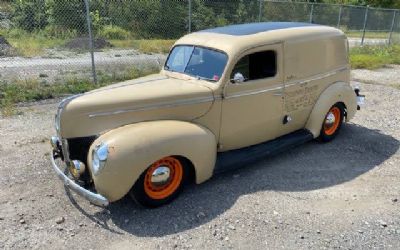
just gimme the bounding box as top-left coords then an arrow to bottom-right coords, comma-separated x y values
350,45 -> 400,69
345,31 -> 391,39
0,66 -> 159,116
1,26 -> 174,57
7,36 -> 65,57
0,28 -> 69,57
0,28 -> 175,57
110,39 -> 175,54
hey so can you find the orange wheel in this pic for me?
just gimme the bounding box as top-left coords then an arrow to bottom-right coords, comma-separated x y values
130,156 -> 188,207
323,106 -> 341,136
143,157 -> 183,200
318,103 -> 344,142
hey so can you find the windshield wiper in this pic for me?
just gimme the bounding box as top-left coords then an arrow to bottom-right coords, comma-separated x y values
195,75 -> 216,82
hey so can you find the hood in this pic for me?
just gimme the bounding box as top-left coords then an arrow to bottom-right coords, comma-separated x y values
59,74 -> 215,138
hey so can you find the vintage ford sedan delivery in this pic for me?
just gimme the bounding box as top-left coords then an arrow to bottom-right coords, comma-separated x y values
51,22 -> 363,207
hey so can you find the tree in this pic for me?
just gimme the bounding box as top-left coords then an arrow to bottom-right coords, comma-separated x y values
12,0 -> 47,32
47,0 -> 87,34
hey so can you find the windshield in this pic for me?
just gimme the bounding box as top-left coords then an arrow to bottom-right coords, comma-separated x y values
165,45 -> 228,82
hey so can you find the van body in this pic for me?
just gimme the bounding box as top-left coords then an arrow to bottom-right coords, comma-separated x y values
50,22 -> 361,207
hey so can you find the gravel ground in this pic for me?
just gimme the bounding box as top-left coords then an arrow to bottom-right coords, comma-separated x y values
0,71 -> 399,249
352,64 -> 400,88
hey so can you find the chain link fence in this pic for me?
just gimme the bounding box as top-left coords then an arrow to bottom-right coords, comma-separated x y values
0,0 -> 399,86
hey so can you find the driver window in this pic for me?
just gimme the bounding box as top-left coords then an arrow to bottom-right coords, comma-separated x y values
231,50 -> 277,82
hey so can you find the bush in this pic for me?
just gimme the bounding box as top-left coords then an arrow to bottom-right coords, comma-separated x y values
47,0 -> 87,34
5,28 -> 28,39
100,25 -> 130,40
12,0 -> 47,32
40,25 -> 77,39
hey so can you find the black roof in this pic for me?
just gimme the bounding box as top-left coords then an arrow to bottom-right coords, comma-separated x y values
198,22 -> 320,36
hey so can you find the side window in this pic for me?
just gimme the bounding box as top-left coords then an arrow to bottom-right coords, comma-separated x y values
231,50 -> 277,82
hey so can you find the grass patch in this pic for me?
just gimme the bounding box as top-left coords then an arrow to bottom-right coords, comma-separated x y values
1,28 -> 68,57
99,25 -> 131,40
391,84 -> 400,90
350,45 -> 400,69
1,27 -> 174,56
0,66 -> 159,116
7,36 -> 65,57
345,31 -> 391,39
110,39 -> 175,54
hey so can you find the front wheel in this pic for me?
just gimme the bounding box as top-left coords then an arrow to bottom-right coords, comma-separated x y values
129,156 -> 188,208
318,103 -> 345,142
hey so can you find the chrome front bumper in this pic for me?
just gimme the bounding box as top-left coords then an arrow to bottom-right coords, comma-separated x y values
51,153 -> 109,206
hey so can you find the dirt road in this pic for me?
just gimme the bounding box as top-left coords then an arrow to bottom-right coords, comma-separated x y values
0,69 -> 399,249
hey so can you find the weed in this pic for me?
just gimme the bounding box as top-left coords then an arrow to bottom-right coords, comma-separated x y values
345,31 -> 392,39
350,45 -> 400,69
100,25 -> 131,40
0,66 -> 159,115
4,29 -> 66,57
110,39 -> 175,54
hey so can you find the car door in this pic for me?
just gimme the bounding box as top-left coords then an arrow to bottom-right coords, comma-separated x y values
219,43 -> 285,151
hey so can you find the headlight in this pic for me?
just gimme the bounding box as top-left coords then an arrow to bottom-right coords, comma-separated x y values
92,142 -> 109,176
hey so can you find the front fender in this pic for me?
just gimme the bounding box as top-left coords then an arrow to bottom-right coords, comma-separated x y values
305,82 -> 357,138
88,120 -> 217,202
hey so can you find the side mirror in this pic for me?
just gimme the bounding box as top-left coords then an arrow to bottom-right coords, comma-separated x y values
231,72 -> 245,84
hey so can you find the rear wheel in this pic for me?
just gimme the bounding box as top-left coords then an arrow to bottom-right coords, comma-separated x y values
318,103 -> 345,142
130,156 -> 187,208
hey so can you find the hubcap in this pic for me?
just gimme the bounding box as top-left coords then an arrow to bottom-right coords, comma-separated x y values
144,156 -> 184,200
323,106 -> 341,136
150,166 -> 171,186
324,112 -> 336,128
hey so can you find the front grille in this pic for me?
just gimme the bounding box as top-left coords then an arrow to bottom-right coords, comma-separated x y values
67,136 -> 97,166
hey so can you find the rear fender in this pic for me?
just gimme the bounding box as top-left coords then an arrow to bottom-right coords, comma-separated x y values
305,82 -> 357,138
88,120 -> 217,202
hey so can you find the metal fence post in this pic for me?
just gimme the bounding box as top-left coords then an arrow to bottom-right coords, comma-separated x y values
84,0 -> 97,84
188,0 -> 192,33
361,6 -> 369,46
337,5 -> 343,28
258,0 -> 263,22
309,3 -> 314,23
388,10 -> 397,45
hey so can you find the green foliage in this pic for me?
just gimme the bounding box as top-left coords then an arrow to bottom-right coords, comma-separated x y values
320,0 -> 400,8
3,28 -> 68,57
41,25 -> 78,39
47,0 -> 87,34
90,9 -> 106,35
350,45 -> 400,69
100,25 -> 131,40
11,0 -> 47,32
105,1 -> 187,39
192,0 -> 259,30
8,0 -> 400,40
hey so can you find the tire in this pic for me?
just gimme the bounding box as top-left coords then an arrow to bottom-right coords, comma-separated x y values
318,103 -> 345,142
129,156 -> 189,208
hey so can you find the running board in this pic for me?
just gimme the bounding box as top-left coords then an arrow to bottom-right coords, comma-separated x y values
214,129 -> 314,174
